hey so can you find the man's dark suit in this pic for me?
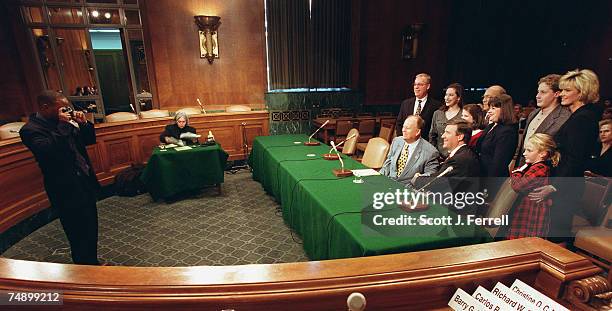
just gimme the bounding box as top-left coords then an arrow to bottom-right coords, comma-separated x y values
20,113 -> 100,265
412,145 -> 481,214
516,105 -> 570,167
396,97 -> 442,138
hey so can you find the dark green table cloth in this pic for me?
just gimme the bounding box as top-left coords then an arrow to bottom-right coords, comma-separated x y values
141,144 -> 228,200
249,134 -> 489,260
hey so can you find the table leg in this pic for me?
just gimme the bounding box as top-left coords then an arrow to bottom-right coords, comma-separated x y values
323,129 -> 329,144
217,183 -> 223,196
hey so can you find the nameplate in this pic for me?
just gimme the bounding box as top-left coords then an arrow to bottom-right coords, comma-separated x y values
510,279 -> 569,311
472,286 -> 513,311
448,288 -> 487,311
491,283 -> 537,311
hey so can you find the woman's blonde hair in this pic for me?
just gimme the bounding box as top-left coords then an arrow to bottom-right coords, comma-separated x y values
559,69 -> 600,104
527,133 -> 560,167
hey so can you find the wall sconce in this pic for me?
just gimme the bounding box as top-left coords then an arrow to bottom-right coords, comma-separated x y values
401,23 -> 424,60
194,15 -> 221,64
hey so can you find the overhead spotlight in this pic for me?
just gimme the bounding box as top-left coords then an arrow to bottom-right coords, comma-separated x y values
104,12 -> 111,19
91,10 -> 99,18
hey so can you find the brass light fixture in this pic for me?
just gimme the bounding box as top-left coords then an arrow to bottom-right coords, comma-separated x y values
194,15 -> 221,64
401,23 -> 424,60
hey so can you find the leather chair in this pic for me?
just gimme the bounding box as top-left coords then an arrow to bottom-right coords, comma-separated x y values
332,118 -> 354,143
0,122 -> 25,140
176,107 -> 203,116
483,178 -> 518,238
105,112 -> 138,123
226,105 -> 251,112
340,128 -> 359,156
357,124 -> 393,153
360,137 -> 389,169
357,118 -> 376,143
140,109 -> 170,119
571,174 -> 612,281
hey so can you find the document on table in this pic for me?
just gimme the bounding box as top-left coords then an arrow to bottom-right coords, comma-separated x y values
174,146 -> 192,151
351,169 -> 380,177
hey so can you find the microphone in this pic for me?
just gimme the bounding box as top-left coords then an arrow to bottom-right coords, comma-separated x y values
330,141 -> 345,170
196,98 -> 207,114
416,166 -> 453,192
329,133 -> 357,153
305,119 -> 329,145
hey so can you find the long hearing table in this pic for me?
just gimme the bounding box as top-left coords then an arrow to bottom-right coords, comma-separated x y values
250,134 -> 489,260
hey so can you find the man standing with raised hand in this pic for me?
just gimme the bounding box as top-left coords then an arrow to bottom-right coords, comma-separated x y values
20,90 -> 101,265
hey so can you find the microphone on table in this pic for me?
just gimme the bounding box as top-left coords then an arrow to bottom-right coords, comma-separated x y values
330,140 -> 352,177
328,133 -> 357,153
324,133 -> 357,160
196,98 -> 207,114
305,119 -> 329,146
416,166 -> 453,192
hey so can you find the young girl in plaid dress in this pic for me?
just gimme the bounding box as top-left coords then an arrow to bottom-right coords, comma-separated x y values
507,133 -> 560,239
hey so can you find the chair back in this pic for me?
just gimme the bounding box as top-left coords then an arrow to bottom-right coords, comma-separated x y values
335,118 -> 354,138
0,122 -> 25,140
176,107 -> 203,116
361,138 -> 389,169
226,105 -> 251,112
342,128 -> 359,155
357,118 -> 376,143
484,178 -> 518,238
140,109 -> 169,119
378,125 -> 393,143
105,112 -> 138,123
580,176 -> 611,226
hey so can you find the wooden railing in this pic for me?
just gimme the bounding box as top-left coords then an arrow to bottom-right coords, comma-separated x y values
0,238 -> 605,310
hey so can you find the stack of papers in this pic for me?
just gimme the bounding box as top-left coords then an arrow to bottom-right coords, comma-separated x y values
351,169 -> 380,177
174,146 -> 192,151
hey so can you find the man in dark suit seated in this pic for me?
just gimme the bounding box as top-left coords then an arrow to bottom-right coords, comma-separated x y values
395,73 -> 442,139
20,90 -> 101,265
412,120 -> 481,199
380,115 -> 439,185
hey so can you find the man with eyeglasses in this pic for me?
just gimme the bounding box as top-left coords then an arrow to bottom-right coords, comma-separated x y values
396,73 -> 441,139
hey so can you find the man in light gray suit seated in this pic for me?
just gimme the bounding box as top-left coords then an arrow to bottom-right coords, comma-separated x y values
380,115 -> 440,185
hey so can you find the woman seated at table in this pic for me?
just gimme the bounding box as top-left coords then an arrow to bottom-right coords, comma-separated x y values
159,111 -> 198,145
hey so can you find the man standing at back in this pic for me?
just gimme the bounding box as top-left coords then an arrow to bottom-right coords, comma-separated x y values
20,90 -> 101,265
396,73 -> 441,139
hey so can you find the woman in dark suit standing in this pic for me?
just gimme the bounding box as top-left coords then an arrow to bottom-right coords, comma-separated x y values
476,94 -> 519,177
529,69 -> 600,240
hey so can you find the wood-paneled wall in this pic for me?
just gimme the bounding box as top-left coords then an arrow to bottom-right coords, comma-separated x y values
0,111 -> 268,233
357,0 -> 453,105
142,0 -> 267,109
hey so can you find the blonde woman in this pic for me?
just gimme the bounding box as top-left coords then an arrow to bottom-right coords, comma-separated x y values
529,69 -> 600,240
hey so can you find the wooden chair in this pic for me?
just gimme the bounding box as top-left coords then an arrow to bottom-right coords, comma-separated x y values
356,124 -> 394,153
176,107 -> 203,116
140,109 -> 170,119
357,118 -> 376,143
226,105 -> 251,112
482,178 -> 519,238
106,112 -> 138,123
331,118 -> 354,143
574,202 -> 612,283
0,122 -> 25,140
340,128 -> 359,156
360,137 -> 389,169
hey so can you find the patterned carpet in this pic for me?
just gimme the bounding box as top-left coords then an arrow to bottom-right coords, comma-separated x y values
1,170 -> 309,266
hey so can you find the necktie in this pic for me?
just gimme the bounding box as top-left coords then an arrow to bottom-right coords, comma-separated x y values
415,99 -> 423,116
396,143 -> 410,177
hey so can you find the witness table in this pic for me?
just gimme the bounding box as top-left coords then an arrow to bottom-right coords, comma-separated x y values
141,144 -> 228,200
249,134 -> 489,260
